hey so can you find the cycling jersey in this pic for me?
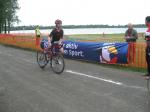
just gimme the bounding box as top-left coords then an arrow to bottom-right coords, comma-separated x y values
49,28 -> 63,43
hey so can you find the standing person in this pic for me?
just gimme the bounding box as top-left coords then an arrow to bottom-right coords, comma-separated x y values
144,16 -> 150,78
124,23 -> 138,63
35,25 -> 41,47
48,19 -> 64,53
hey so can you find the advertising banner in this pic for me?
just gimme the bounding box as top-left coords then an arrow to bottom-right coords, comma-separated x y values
63,41 -> 128,64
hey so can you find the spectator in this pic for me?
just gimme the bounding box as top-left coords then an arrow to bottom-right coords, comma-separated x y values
124,23 -> 138,63
35,25 -> 41,47
144,16 -> 150,79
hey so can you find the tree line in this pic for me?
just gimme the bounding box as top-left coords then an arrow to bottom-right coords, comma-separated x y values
10,24 -> 146,31
0,0 -> 19,34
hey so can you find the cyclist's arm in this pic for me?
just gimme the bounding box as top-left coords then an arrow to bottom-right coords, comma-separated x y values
48,35 -> 51,43
59,38 -> 63,45
48,29 -> 54,42
59,30 -> 64,44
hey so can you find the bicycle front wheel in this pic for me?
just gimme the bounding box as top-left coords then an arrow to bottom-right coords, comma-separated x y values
51,54 -> 65,74
37,50 -> 48,69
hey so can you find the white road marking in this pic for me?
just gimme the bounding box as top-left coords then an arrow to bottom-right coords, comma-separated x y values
121,85 -> 146,91
66,70 -> 146,91
66,70 -> 123,85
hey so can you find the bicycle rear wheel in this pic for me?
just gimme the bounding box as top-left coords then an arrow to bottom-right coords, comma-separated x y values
51,54 -> 65,74
37,50 -> 48,69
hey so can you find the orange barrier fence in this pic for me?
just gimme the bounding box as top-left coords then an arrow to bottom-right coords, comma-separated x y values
126,42 -> 147,69
0,34 -> 147,69
0,34 -> 38,50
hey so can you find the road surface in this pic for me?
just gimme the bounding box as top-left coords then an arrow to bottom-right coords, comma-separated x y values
0,45 -> 150,112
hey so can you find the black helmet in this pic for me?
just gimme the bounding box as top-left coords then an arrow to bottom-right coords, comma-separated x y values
145,16 -> 150,23
55,19 -> 62,24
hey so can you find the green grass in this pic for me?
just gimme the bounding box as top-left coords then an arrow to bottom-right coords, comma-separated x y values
65,33 -> 145,42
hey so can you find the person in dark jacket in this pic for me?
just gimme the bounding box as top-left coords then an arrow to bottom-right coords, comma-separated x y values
124,23 -> 138,64
124,23 -> 138,42
144,16 -> 150,79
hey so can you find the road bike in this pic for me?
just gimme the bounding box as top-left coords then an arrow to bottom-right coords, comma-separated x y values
37,42 -> 65,74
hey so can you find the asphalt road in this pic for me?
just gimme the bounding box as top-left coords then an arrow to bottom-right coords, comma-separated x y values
0,45 -> 150,112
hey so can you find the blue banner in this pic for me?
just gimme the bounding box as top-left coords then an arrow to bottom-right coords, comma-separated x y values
63,41 -> 128,64
40,39 -> 128,64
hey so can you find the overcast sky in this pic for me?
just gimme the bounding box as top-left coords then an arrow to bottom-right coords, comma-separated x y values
16,0 -> 150,26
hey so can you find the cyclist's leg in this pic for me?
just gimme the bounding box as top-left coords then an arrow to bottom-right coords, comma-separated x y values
145,45 -> 150,79
147,46 -> 150,78
59,47 -> 64,54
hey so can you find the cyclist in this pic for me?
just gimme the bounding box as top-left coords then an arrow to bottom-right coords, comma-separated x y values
48,19 -> 64,53
144,16 -> 150,79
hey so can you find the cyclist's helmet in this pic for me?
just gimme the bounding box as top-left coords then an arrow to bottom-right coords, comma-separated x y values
145,16 -> 150,27
55,19 -> 62,24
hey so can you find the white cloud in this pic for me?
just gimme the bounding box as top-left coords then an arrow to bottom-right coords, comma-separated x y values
16,0 -> 150,26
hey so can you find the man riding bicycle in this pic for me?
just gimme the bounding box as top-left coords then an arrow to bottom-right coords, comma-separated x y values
48,19 -> 64,54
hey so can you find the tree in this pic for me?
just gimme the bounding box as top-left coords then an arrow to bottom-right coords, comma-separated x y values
0,0 -> 20,33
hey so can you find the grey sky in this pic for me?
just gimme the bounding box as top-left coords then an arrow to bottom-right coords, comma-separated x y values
17,0 -> 150,26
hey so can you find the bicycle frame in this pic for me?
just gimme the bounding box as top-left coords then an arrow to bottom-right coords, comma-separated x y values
44,43 -> 63,58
